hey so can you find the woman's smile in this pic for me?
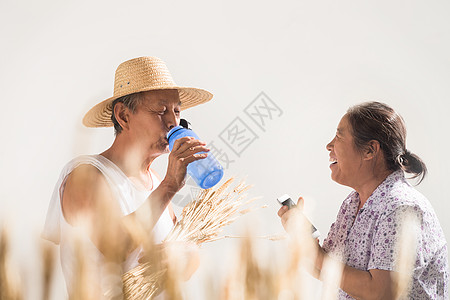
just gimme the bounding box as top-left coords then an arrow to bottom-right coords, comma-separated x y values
329,156 -> 338,168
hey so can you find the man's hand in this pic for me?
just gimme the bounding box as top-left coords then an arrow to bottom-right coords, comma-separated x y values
139,241 -> 201,281
163,136 -> 209,195
165,241 -> 200,281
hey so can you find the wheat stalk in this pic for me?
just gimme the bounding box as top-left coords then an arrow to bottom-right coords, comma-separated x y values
0,225 -> 23,300
393,211 -> 420,299
40,240 -> 56,300
122,177 -> 257,299
164,178 -> 255,244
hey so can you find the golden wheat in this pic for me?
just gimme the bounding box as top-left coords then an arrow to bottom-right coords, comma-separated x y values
0,225 -> 23,300
122,177 -> 257,299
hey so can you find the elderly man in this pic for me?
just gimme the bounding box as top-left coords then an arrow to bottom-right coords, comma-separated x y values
43,56 -> 213,298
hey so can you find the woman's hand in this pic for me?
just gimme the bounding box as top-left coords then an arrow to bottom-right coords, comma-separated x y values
277,196 -> 305,233
163,136 -> 209,194
277,196 -> 324,278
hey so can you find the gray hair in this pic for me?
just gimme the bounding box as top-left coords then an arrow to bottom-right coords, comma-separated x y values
111,92 -> 143,135
346,101 -> 427,184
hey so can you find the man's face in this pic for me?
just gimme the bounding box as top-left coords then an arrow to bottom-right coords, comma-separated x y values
127,89 -> 181,155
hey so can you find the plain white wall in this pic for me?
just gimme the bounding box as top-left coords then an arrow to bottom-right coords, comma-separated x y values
1,0 -> 449,299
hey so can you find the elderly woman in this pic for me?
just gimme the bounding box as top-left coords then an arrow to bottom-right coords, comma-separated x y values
278,102 -> 448,299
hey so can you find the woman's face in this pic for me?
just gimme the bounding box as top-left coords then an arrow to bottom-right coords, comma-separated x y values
326,115 -> 364,187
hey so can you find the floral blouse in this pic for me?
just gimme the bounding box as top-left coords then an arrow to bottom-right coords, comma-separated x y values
323,170 -> 449,299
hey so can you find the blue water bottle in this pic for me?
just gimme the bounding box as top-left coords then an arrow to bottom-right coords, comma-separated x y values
167,119 -> 224,189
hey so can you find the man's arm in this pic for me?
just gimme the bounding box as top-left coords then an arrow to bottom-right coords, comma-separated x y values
130,136 -> 208,230
62,164 -> 182,260
62,164 -> 134,262
151,168 -> 177,225
62,136 -> 208,261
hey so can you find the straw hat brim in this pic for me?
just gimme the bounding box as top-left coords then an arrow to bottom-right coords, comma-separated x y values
82,86 -> 213,127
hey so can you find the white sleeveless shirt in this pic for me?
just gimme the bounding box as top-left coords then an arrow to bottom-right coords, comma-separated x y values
42,155 -> 174,298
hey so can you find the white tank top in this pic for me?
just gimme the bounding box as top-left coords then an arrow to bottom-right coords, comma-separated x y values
42,155 -> 174,298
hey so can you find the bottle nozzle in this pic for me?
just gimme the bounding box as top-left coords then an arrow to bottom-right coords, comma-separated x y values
180,119 -> 191,129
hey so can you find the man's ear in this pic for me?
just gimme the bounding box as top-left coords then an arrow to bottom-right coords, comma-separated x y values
114,102 -> 130,131
363,140 -> 381,160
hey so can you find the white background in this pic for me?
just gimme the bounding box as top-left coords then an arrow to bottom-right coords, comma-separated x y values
1,0 -> 449,299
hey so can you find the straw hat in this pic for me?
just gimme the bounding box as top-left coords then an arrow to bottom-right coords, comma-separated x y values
82,56 -> 213,127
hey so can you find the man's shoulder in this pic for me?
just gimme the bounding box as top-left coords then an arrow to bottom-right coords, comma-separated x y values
60,154 -> 114,187
62,161 -> 113,224
67,163 -> 104,185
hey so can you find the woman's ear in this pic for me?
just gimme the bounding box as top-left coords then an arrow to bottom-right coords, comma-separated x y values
114,102 -> 130,131
363,140 -> 381,160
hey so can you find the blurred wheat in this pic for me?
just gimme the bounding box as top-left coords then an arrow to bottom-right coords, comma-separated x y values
40,239 -> 55,300
393,211 -> 420,299
0,180 -> 420,300
0,225 -> 22,300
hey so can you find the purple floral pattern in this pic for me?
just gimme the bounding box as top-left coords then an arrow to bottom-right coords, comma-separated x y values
323,170 -> 449,299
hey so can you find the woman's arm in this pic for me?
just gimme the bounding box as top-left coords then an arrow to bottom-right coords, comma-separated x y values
313,245 -> 394,300
279,206 -> 395,300
341,266 -> 394,300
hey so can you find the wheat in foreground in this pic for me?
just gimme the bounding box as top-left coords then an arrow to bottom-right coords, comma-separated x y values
0,226 -> 22,300
123,177 -> 256,299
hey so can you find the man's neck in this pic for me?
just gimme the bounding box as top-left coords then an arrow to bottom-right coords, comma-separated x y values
101,136 -> 158,179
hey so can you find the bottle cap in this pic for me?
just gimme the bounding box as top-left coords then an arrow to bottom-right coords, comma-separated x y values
167,119 -> 192,141
180,118 -> 191,129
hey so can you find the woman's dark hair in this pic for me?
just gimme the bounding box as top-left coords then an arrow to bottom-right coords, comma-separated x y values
346,101 -> 427,184
111,92 -> 143,135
